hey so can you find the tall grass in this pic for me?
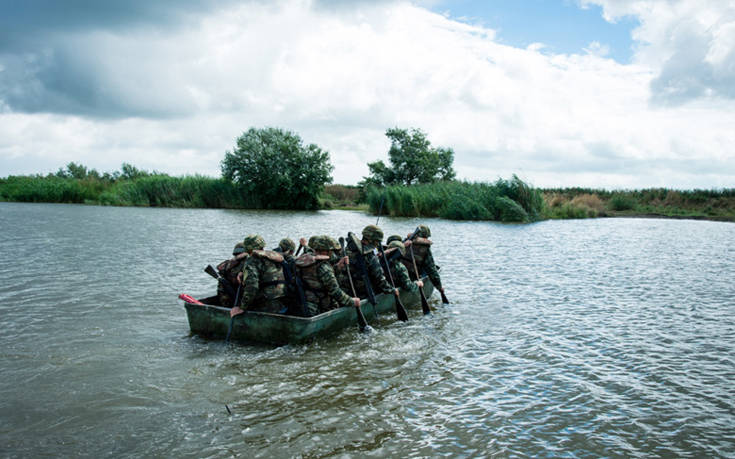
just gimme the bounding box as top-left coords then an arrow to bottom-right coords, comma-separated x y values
365,176 -> 544,223
1,174 -> 255,208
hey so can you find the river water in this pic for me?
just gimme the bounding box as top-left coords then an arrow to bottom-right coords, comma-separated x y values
0,202 -> 733,458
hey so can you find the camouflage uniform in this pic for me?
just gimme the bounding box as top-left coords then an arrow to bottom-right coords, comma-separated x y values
216,243 -> 249,306
337,226 -> 393,299
402,225 -> 442,290
239,235 -> 287,313
380,241 -> 416,293
295,236 -> 354,315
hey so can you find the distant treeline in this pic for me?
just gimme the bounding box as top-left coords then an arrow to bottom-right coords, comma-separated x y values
542,188 -> 735,221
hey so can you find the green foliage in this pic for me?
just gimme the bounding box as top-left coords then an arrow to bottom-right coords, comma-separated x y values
221,127 -> 333,210
608,193 -> 636,211
365,178 -> 544,223
362,127 -> 456,187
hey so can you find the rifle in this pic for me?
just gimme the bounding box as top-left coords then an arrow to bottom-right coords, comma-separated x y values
281,258 -> 309,317
339,237 -> 369,332
204,264 -> 238,303
377,243 -> 409,322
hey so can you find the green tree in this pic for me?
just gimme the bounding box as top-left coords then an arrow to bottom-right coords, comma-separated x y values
221,127 -> 334,210
362,127 -> 456,187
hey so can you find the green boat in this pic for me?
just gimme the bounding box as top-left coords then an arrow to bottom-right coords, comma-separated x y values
182,277 -> 435,345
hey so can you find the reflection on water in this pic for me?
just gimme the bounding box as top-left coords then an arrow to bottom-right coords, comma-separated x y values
1,202 -> 734,457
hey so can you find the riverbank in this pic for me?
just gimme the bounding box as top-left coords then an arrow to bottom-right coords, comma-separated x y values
2,174 -> 733,222
542,188 -> 735,222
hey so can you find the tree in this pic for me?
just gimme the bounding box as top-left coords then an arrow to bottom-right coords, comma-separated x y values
221,127 -> 334,210
362,127 -> 456,187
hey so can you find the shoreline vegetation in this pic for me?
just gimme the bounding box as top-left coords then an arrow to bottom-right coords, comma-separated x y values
2,166 -> 733,223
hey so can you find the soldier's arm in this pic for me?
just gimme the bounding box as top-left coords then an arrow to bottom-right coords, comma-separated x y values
424,249 -> 442,290
239,261 -> 260,309
393,261 -> 416,292
318,263 -> 353,308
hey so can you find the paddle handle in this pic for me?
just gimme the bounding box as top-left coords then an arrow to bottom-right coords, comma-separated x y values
340,237 -> 368,332
408,245 -> 431,315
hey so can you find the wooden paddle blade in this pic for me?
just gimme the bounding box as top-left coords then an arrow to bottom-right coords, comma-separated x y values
419,288 -> 431,315
395,293 -> 409,322
440,290 -> 449,304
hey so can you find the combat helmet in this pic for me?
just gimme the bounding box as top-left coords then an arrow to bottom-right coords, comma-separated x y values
362,224 -> 384,244
242,234 -> 266,252
324,236 -> 341,251
309,235 -> 330,251
387,240 -> 406,256
278,238 -> 295,253
232,242 -> 246,255
386,234 -> 402,244
416,224 -> 431,238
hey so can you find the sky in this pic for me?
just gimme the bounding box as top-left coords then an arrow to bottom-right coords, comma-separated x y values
1,0 -> 734,189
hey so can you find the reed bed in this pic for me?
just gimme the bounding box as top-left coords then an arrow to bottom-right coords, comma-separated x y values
365,176 -> 544,223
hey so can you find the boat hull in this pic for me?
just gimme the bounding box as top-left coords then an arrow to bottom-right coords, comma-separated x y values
184,278 -> 435,345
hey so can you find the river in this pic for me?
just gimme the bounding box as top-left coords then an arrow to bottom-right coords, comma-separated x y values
1,202 -> 733,457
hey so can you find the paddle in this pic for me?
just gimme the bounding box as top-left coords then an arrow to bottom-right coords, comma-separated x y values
406,242 -> 432,315
346,232 -> 378,307
294,243 -> 303,257
339,237 -> 369,332
377,243 -> 409,322
225,283 -> 243,343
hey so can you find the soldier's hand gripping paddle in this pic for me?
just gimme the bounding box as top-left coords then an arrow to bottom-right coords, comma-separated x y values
339,237 -> 370,332
377,243 -> 409,322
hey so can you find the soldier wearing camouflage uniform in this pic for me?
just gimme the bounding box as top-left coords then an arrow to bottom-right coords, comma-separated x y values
294,235 -> 360,316
216,242 -> 249,306
380,240 -> 423,293
337,225 -> 396,299
402,224 -> 443,293
273,238 -> 296,264
230,234 -> 288,317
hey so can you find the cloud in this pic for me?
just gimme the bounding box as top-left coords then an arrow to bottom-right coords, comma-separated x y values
1,0 -> 734,189
582,0 -> 735,104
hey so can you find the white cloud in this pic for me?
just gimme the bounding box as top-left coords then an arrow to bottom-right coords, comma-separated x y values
1,0 -> 734,188
582,0 -> 735,103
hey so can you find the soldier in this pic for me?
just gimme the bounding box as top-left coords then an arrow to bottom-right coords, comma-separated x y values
294,235 -> 360,316
380,240 -> 423,293
274,238 -> 297,264
403,224 -> 443,295
216,242 -> 249,306
337,225 -> 396,299
231,234 -> 288,317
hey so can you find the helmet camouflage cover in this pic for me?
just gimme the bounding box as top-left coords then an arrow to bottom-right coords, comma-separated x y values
386,234 -> 402,244
310,235 -> 330,251
387,240 -> 406,256
308,235 -> 319,249
232,242 -> 246,255
324,236 -> 341,251
278,238 -> 296,253
417,224 -> 431,238
242,234 -> 266,252
362,224 -> 384,243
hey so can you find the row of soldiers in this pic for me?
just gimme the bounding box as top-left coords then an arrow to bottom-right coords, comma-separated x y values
213,224 -> 444,318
